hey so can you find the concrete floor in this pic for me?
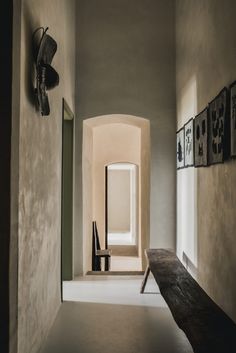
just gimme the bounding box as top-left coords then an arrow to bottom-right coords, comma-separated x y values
108,232 -> 134,245
63,275 -> 162,306
41,276 -> 193,353
110,255 -> 142,271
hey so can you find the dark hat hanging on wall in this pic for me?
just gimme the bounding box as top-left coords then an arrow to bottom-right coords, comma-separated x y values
33,27 -> 59,116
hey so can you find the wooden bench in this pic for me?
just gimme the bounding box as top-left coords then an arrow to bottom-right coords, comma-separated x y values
141,249 -> 236,353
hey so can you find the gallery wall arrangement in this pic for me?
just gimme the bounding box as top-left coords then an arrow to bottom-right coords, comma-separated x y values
230,81 -> 236,158
194,108 -> 208,167
184,118 -> 194,167
177,81 -> 236,170
176,127 -> 185,169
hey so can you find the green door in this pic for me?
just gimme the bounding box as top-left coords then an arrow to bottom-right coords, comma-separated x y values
61,100 -> 74,280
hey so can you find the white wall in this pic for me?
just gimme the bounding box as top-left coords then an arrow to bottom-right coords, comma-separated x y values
108,169 -> 131,233
176,76 -> 198,270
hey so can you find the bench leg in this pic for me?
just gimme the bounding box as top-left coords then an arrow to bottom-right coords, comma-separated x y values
140,266 -> 150,294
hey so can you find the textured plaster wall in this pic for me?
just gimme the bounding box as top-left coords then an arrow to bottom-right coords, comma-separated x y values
16,1 -> 76,353
176,0 -> 236,322
76,0 -> 176,273
0,2 -> 13,353
10,1 -> 21,352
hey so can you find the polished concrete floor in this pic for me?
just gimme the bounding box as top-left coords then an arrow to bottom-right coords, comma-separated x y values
41,276 -> 193,353
63,275 -> 162,306
110,255 -> 142,271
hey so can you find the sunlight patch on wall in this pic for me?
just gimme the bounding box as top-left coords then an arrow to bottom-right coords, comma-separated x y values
177,75 -> 198,271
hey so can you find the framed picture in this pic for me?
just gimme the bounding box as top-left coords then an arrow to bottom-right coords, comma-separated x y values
184,118 -> 194,167
194,108 -> 208,167
230,81 -> 236,157
176,127 -> 185,169
208,87 -> 230,165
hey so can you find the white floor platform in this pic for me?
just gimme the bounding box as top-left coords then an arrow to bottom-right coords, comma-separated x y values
110,255 -> 142,271
63,275 -> 165,307
108,232 -> 134,245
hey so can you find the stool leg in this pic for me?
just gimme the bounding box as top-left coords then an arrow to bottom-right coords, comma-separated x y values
95,256 -> 101,271
140,266 -> 150,293
105,256 -> 110,271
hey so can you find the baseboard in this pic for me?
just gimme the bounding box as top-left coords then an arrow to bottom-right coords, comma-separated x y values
86,270 -> 144,276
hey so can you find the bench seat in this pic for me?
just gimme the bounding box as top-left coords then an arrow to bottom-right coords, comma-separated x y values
142,249 -> 236,353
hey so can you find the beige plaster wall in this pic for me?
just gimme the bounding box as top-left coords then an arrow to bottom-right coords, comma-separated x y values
176,0 -> 236,322
108,169 -> 131,233
16,1 -> 76,353
10,2 -> 22,352
76,0 -> 176,273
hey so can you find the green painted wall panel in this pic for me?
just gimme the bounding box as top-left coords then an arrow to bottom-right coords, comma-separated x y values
62,119 -> 73,280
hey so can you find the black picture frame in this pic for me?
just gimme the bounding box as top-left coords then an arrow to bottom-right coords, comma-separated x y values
194,107 -> 208,167
208,87 -> 230,165
176,127 -> 185,170
184,118 -> 194,167
230,80 -> 236,157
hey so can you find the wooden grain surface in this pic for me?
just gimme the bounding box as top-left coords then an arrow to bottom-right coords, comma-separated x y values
147,249 -> 236,353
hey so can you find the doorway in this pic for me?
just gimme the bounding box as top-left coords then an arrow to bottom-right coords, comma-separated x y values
106,163 -> 138,248
82,114 -> 150,273
61,99 -> 74,281
105,162 -> 140,270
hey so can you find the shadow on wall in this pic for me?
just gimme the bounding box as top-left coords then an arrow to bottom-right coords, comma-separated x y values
23,2 -> 39,107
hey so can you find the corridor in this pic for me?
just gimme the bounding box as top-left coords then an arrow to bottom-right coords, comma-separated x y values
2,1 -> 236,353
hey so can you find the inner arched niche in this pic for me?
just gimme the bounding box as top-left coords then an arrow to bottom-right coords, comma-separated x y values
82,114 -> 150,273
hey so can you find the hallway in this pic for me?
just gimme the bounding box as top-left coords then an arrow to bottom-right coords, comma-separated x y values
41,277 -> 193,353
2,1 -> 236,353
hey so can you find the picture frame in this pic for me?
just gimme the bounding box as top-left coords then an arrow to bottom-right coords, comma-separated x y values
208,87 -> 230,165
184,118 -> 194,167
230,81 -> 236,157
194,108 -> 208,167
176,127 -> 185,170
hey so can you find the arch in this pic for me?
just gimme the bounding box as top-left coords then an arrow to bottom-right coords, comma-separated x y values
82,114 -> 150,272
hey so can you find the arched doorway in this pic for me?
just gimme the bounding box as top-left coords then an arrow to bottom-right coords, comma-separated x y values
106,163 -> 138,247
105,162 -> 139,269
82,114 -> 150,273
